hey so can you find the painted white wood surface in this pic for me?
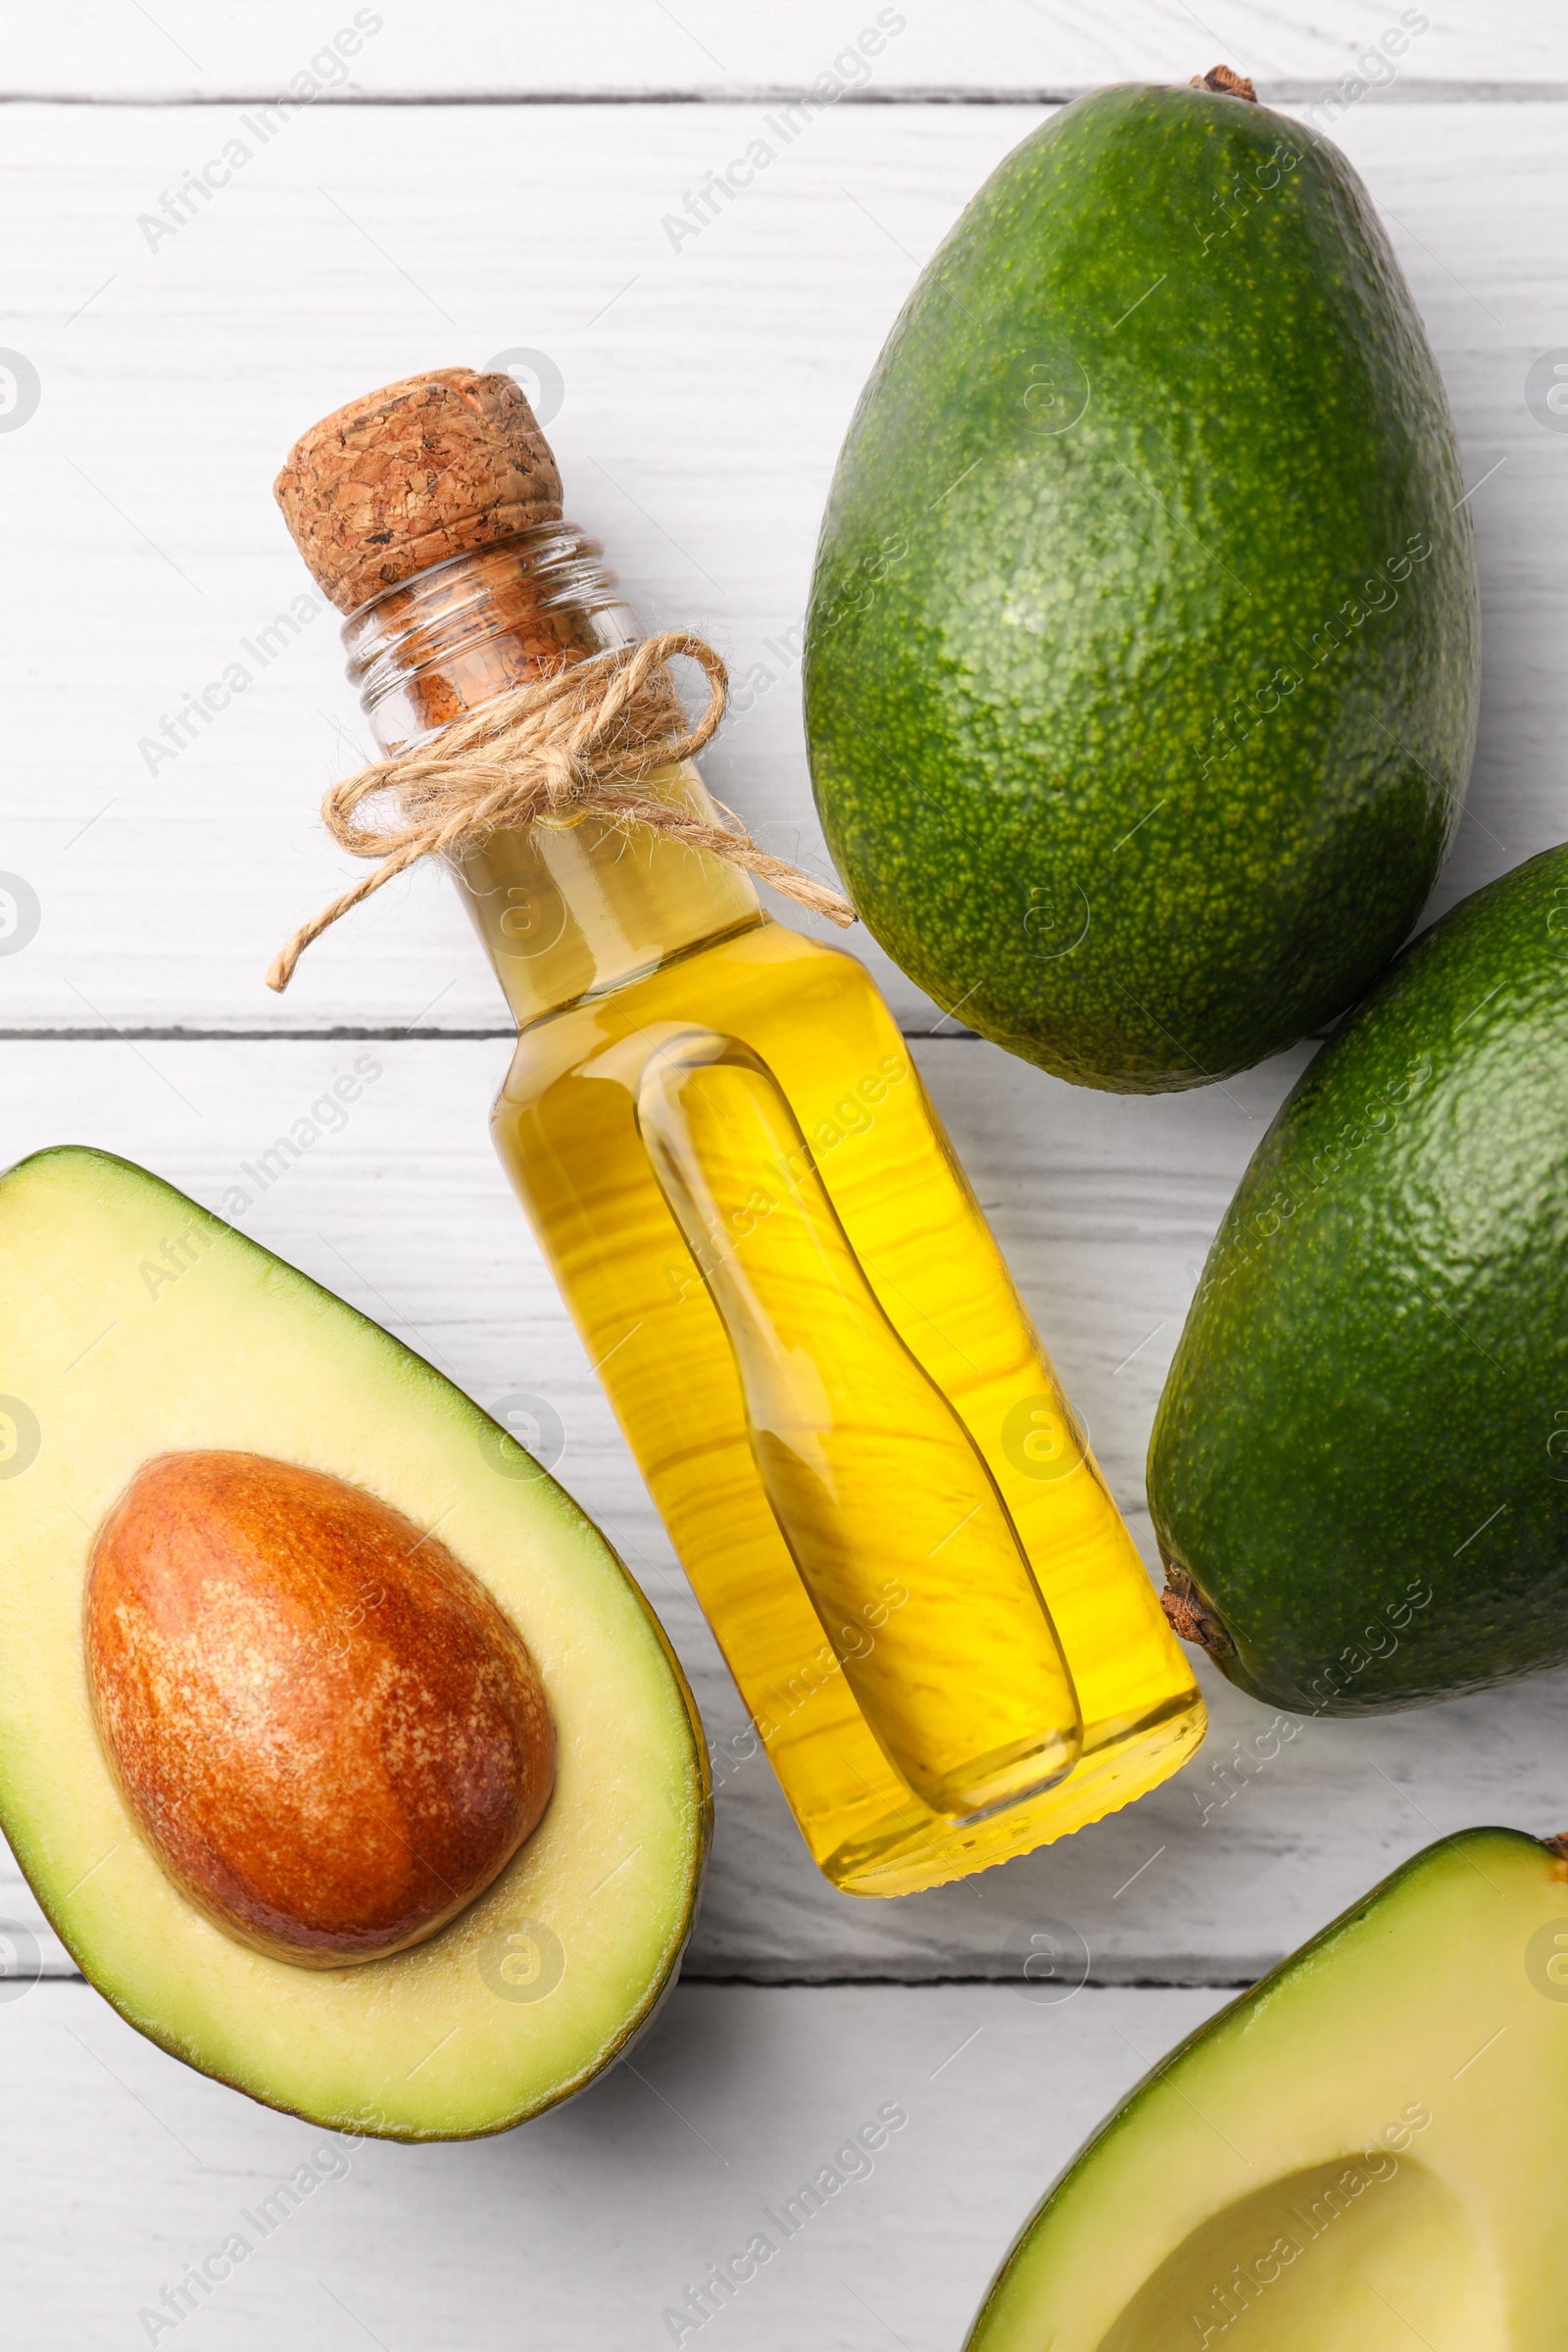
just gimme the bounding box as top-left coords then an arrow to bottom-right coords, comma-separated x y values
13,1 -> 1568,101
1,97 -> 1562,1034
1,1977 -> 1226,2351
2,33 -> 1566,2343
2,1040 -> 1563,1986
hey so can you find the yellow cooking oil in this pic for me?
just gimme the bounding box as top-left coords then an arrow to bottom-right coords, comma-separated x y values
345,530 -> 1205,1897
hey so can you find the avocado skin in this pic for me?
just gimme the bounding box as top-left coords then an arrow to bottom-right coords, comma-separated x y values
1149,846 -> 1568,1712
804,83 -> 1479,1091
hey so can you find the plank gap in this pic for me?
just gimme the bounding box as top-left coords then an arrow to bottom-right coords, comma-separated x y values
7,80 -> 1568,109
0,1025 -> 984,1043
21,1959 -> 1270,1988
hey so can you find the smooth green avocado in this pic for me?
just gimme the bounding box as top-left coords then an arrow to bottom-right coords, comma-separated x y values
804,79 -> 1479,1091
965,1828 -> 1568,2352
0,1148 -> 710,2139
1150,845 -> 1568,1712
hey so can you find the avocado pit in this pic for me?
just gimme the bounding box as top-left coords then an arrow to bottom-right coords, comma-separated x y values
84,1450 -> 555,1968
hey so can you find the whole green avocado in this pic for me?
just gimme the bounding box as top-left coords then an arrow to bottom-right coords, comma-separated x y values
803,78 -> 1480,1091
1148,844 -> 1568,1713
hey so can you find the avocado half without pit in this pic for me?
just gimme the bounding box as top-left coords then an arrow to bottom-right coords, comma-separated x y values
966,1828 -> 1568,2352
0,1147 -> 710,2140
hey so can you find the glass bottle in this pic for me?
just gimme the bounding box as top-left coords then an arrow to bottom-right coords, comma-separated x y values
336,522 -> 1205,1896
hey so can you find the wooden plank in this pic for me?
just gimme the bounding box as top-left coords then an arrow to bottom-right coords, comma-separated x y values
4,45 -> 1559,2344
0,98 -> 1561,1035
0,1976 -> 1225,2346
2,1037 -> 1563,1984
10,3 -> 1568,102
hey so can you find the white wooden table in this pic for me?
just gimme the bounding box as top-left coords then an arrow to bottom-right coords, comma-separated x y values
5,6 -> 1567,2342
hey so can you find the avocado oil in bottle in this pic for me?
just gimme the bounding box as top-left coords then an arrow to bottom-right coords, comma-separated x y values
275,371 -> 1205,1895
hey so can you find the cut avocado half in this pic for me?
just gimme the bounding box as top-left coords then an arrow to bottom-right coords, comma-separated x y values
0,1148 -> 710,2140
967,1828 -> 1568,2350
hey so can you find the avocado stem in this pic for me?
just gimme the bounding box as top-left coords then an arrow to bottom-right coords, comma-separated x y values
1160,1566 -> 1235,1656
1189,65 -> 1258,102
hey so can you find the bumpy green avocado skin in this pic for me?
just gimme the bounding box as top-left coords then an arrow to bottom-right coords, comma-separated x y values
1148,846 -> 1568,1712
804,84 -> 1479,1091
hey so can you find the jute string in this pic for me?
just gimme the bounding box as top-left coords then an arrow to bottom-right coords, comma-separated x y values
266,631 -> 856,993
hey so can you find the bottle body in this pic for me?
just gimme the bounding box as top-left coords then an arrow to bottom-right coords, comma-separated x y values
344,526 -> 1204,1897
481,892 -> 1202,1895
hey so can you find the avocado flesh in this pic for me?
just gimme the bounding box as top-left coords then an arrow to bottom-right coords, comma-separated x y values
966,1829 -> 1568,2352
1149,844 -> 1568,1710
804,83 -> 1479,1092
0,1148 -> 710,2140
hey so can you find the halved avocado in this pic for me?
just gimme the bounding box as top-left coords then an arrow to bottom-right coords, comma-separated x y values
967,1828 -> 1568,2350
0,1148 -> 710,2140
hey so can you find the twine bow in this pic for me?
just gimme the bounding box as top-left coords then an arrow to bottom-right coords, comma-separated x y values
266,630 -> 856,993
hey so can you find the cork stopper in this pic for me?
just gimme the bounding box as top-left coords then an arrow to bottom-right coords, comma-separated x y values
273,368 -> 564,614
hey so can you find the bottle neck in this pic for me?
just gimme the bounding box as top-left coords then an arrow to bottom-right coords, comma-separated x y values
340,525 -> 760,1028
